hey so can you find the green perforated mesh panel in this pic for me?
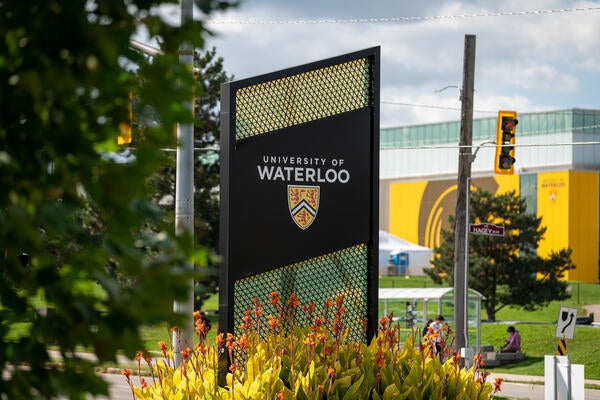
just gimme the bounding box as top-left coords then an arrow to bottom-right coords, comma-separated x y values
235,57 -> 373,140
233,244 -> 369,343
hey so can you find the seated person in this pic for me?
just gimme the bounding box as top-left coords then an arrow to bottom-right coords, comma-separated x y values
499,326 -> 521,353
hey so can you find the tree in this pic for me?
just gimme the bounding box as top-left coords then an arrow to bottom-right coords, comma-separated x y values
0,0 -> 232,398
149,47 -> 233,309
425,187 -> 575,321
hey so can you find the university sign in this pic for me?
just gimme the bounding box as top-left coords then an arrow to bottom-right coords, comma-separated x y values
219,48 -> 380,349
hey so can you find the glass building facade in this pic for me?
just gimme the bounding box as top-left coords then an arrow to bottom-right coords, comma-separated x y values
380,109 -> 600,284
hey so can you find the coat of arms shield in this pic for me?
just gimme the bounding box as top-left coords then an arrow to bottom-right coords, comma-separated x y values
288,185 -> 320,230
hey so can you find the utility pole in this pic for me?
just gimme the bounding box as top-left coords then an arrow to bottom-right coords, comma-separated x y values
173,0 -> 195,367
453,34 -> 476,354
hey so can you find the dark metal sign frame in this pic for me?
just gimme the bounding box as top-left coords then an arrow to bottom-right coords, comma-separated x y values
219,47 -> 380,344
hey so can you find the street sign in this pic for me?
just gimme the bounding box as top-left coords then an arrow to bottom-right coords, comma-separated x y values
555,306 -> 577,340
469,223 -> 504,236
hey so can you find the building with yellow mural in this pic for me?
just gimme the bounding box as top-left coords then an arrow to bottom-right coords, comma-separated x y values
379,109 -> 600,284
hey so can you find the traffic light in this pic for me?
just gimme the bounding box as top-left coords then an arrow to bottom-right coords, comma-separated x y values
118,91 -> 133,145
494,110 -> 518,175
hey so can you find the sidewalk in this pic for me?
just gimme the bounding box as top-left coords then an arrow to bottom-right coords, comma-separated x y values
50,350 -> 600,399
488,372 -> 600,400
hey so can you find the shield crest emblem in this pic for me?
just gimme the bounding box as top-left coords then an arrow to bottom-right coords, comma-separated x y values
288,185 -> 320,230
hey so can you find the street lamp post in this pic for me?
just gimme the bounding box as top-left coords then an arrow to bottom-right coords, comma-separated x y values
172,0 -> 195,368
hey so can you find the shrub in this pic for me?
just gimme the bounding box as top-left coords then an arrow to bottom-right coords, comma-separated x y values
124,293 -> 503,399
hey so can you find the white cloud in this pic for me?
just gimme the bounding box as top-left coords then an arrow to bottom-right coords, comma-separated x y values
205,0 -> 600,126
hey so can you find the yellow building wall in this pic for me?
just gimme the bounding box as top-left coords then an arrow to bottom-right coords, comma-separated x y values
493,175 -> 519,195
537,171 -> 570,258
568,171 -> 598,283
389,181 -> 427,245
388,176 -> 518,250
388,172 -> 598,283
536,171 -> 598,283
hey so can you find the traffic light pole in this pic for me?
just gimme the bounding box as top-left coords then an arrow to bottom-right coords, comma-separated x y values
453,34 -> 476,356
173,0 -> 195,368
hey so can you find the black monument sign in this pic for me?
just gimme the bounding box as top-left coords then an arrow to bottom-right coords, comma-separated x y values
219,47 -> 380,343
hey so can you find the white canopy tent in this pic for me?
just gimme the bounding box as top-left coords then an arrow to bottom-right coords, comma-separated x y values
379,230 -> 433,276
379,287 -> 485,352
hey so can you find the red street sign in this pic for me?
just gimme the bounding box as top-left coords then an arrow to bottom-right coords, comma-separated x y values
469,223 -> 504,236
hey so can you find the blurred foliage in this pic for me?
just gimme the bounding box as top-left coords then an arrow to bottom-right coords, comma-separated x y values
426,188 -> 574,321
148,47 -> 233,309
0,0 -> 234,398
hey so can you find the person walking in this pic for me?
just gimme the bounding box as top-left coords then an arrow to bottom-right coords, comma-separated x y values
422,319 -> 433,339
430,315 -> 445,356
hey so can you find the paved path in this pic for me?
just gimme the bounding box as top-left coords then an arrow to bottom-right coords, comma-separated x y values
488,372 -> 600,400
584,303 -> 600,322
98,370 -> 600,400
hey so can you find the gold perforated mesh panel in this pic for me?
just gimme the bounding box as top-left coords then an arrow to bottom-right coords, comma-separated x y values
233,244 -> 369,343
235,58 -> 373,140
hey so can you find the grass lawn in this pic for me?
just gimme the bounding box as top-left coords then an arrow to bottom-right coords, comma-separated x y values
379,276 -> 600,380
141,276 -> 600,379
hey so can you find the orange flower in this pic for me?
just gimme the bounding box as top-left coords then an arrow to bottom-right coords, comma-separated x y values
328,367 -> 336,378
216,332 -> 225,347
287,293 -> 300,308
193,310 -> 201,319
302,301 -> 315,314
332,318 -> 343,335
269,291 -> 280,305
121,369 -> 131,378
494,377 -> 504,392
226,333 -> 236,351
313,317 -> 324,328
238,334 -> 249,351
159,341 -> 167,353
140,377 -> 148,389
267,314 -> 280,331
276,390 -> 285,400
304,332 -> 315,347
181,347 -> 191,360
375,350 -> 385,368
379,316 -> 389,328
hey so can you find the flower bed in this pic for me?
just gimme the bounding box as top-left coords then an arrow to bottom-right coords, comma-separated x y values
123,292 -> 502,399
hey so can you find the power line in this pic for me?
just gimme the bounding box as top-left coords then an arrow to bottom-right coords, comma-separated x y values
382,141 -> 600,151
381,100 -> 496,114
208,7 -> 600,25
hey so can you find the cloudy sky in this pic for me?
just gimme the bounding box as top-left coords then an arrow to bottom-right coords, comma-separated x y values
192,0 -> 600,127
